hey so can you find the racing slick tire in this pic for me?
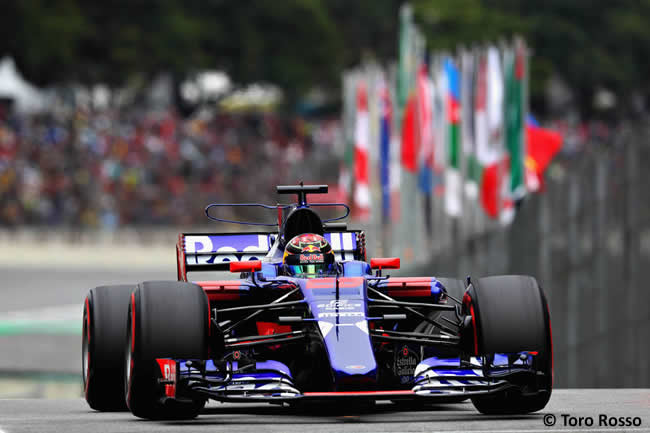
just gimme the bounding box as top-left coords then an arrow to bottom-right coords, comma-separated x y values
83,284 -> 134,411
125,281 -> 210,420
464,275 -> 552,415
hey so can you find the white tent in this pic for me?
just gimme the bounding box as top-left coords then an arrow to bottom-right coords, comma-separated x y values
0,56 -> 44,113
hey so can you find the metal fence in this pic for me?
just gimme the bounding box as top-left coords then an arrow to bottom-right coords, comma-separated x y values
402,124 -> 650,388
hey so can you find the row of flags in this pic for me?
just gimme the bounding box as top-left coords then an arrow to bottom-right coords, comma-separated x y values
341,4 -> 562,233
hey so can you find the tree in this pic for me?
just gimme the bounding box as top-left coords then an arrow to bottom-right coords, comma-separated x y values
2,0 -> 650,116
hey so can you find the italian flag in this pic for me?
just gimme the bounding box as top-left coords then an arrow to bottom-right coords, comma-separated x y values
477,47 -> 508,220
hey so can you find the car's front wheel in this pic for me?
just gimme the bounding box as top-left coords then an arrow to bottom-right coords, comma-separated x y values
125,281 -> 210,420
464,275 -> 553,414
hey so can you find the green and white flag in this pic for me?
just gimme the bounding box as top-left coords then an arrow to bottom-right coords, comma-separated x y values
397,4 -> 415,123
504,39 -> 527,212
460,49 -> 479,200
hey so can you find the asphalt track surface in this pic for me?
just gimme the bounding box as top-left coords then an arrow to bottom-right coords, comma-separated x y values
0,266 -> 175,376
0,390 -> 649,433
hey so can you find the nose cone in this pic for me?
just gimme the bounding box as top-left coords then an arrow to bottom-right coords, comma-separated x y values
305,277 -> 378,389
318,319 -> 377,387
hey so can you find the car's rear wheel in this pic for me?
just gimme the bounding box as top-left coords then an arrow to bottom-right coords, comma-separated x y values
125,281 -> 210,420
464,275 -> 552,414
83,285 -> 133,411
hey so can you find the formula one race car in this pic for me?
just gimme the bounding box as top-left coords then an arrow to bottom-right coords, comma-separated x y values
82,184 -> 553,419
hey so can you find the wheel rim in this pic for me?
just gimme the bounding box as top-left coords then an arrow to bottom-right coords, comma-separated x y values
125,320 -> 133,394
82,308 -> 89,388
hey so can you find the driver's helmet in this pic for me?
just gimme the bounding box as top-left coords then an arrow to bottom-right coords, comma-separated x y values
282,233 -> 336,278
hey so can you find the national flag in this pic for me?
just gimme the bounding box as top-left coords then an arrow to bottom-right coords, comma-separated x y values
444,57 -> 462,217
431,57 -> 447,184
338,73 -> 356,204
460,50 -> 479,199
389,133 -> 401,222
401,94 -> 417,172
337,164 -> 351,203
396,2 -> 416,226
477,47 -> 510,220
525,119 -> 563,192
480,159 -> 509,219
354,81 -> 370,220
473,51 -> 488,209
379,77 -> 392,222
504,40 -> 527,207
397,4 -> 414,121
416,61 -> 434,194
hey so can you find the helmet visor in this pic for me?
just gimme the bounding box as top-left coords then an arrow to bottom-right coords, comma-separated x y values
287,263 -> 335,278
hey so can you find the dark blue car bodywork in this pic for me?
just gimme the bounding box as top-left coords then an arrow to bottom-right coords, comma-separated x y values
157,186 -> 544,404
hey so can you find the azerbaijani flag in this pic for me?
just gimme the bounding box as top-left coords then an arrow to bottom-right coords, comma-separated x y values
444,57 -> 462,217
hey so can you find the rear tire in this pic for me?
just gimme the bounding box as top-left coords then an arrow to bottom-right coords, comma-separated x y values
465,275 -> 552,414
83,285 -> 133,411
125,281 -> 210,420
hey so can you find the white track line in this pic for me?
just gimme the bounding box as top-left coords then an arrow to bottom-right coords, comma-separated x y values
0,304 -> 82,322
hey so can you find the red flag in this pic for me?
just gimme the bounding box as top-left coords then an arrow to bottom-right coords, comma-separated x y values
401,94 -> 417,172
480,160 -> 500,218
525,126 -> 563,192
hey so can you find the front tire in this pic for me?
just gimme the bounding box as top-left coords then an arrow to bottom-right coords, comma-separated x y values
125,281 -> 210,420
465,275 -> 552,414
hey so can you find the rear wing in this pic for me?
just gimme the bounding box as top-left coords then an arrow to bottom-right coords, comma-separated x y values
176,231 -> 366,281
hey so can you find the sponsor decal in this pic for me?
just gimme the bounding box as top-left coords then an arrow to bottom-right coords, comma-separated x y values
317,299 -> 361,311
318,311 -> 364,318
156,359 -> 177,398
185,234 -> 270,264
184,232 -> 358,264
394,345 -> 419,383
345,365 -> 366,370
299,253 -> 324,263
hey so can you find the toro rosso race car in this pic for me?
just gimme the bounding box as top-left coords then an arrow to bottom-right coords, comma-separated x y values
82,184 -> 553,419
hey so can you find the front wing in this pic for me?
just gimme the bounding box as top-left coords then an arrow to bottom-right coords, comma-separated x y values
156,352 -> 546,403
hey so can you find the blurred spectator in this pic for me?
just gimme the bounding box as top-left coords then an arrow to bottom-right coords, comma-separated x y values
0,103 -> 341,230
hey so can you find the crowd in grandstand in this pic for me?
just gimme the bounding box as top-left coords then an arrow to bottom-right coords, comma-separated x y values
0,103 -> 341,229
